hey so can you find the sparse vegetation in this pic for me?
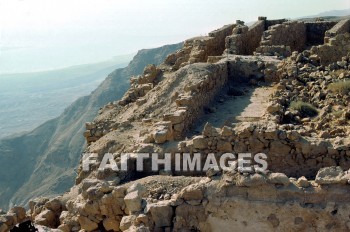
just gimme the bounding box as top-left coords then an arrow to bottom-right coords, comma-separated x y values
289,101 -> 318,118
328,80 -> 350,95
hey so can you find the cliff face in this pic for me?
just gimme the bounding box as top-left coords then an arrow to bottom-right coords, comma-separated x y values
0,43 -> 183,211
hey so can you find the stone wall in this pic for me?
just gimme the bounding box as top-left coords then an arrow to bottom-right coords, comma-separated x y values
179,122 -> 350,178
305,21 -> 337,45
52,168 -> 350,232
225,20 -> 265,55
164,24 -> 235,70
310,33 -> 350,65
325,19 -> 350,39
208,24 -> 236,57
153,56 -> 281,143
256,21 -> 307,56
265,19 -> 288,30
155,63 -> 228,141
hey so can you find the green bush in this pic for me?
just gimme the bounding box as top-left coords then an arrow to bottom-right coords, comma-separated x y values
289,101 -> 318,118
328,80 -> 350,95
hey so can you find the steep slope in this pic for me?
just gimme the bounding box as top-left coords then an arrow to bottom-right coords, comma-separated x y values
0,55 -> 133,139
0,43 -> 182,210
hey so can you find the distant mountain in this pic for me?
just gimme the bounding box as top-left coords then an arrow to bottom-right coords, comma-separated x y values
296,9 -> 350,21
0,55 -> 134,139
0,43 -> 182,210
316,8 -> 350,17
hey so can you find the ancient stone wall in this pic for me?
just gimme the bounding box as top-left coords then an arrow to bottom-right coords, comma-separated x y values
305,21 -> 337,45
265,19 -> 288,30
164,24 -> 235,70
325,19 -> 350,39
20,17 -> 350,232
310,33 -> 350,65
153,56 -> 281,144
225,20 -> 265,55
208,24 -> 236,57
84,56 -> 280,146
256,21 -> 307,56
179,122 -> 350,178
49,168 -> 350,232
155,63 -> 228,141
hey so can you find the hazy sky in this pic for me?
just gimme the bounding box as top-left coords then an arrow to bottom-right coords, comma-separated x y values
0,0 -> 349,73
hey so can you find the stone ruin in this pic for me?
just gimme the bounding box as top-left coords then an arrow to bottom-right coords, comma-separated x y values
82,18 -> 350,181
164,16 -> 350,67
2,16 -> 350,232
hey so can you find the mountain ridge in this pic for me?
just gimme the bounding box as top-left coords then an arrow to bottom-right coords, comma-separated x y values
0,43 -> 182,210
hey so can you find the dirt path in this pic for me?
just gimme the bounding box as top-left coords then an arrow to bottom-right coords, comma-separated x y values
235,86 -> 275,122
190,85 -> 275,135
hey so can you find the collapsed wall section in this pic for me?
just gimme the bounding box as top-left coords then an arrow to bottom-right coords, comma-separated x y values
164,24 -> 235,70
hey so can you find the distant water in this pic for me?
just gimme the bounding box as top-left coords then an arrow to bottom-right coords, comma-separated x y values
0,55 -> 133,139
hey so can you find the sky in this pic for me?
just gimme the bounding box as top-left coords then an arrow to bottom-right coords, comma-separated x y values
0,0 -> 349,73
